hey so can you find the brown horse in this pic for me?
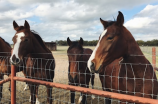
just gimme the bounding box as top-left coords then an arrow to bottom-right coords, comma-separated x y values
86,18 -> 122,104
10,20 -> 55,104
67,37 -> 95,104
0,37 -> 34,103
88,11 -> 158,104
0,37 -> 12,102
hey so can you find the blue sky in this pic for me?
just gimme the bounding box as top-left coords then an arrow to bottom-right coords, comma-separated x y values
122,2 -> 158,22
0,0 -> 158,43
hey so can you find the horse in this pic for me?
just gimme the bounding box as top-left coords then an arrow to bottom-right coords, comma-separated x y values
85,18 -> 122,104
0,37 -> 12,102
10,20 -> 55,104
88,11 -> 158,104
0,36 -> 35,103
67,37 -> 95,104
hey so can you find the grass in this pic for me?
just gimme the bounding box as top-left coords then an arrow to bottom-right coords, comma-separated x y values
53,46 -> 158,66
53,46 -> 158,78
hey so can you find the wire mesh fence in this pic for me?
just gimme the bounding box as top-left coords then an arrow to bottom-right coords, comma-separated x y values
13,53 -> 108,104
0,46 -> 157,104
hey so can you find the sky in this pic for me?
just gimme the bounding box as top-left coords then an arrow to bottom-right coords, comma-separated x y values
0,0 -> 158,43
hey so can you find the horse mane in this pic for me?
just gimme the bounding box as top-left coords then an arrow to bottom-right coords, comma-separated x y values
31,30 -> 51,53
0,37 -> 11,48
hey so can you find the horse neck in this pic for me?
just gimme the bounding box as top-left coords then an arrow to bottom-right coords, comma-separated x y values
31,36 -> 50,58
120,32 -> 153,78
120,33 -> 155,78
123,30 -> 149,64
0,40 -> 11,56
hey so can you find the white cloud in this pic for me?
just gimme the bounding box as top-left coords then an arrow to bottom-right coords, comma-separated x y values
125,17 -> 153,28
124,4 -> 158,40
70,34 -> 77,37
0,0 -> 158,43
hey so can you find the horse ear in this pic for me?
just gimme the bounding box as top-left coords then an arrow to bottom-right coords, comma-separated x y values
79,37 -> 83,46
116,11 -> 124,26
13,20 -> 19,31
67,37 -> 72,46
100,18 -> 108,30
24,20 -> 30,30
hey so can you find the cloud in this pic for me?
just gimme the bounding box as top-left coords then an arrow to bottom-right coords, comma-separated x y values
0,0 -> 157,43
124,4 -> 158,40
125,17 -> 153,28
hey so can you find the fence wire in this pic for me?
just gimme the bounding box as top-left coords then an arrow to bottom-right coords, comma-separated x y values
0,46 -> 157,104
14,54 -> 108,104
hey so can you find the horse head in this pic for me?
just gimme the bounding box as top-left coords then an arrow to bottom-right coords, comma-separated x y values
67,37 -> 84,82
88,11 -> 129,73
10,20 -> 33,66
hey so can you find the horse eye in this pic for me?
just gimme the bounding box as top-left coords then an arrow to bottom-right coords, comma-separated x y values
24,38 -> 29,42
107,37 -> 113,40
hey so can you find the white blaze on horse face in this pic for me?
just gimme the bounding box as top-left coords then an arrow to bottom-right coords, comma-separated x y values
11,32 -> 25,60
87,29 -> 107,72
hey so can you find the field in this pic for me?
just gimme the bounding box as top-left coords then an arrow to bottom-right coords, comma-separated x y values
1,46 -> 158,104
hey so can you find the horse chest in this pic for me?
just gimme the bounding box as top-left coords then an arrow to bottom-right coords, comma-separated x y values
0,60 -> 8,74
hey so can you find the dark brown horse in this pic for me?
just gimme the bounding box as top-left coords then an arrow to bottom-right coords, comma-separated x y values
10,20 -> 55,104
67,37 -> 95,104
88,11 -> 158,104
0,37 -> 12,102
0,37 -> 34,103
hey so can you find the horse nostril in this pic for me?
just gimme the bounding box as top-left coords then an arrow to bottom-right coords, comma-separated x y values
90,62 -> 95,71
15,58 -> 20,63
90,62 -> 95,68
69,74 -> 78,82
74,75 -> 78,81
69,75 -> 73,82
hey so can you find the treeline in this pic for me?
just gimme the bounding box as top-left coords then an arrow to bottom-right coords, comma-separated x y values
137,39 -> 158,46
55,40 -> 98,46
54,39 -> 158,46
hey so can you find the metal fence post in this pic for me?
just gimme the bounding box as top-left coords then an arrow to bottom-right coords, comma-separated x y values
152,47 -> 156,71
11,50 -> 16,104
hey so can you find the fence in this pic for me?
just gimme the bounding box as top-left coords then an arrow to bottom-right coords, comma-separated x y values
0,47 -> 158,104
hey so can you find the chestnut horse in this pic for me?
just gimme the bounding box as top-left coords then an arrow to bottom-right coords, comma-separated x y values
0,37 -> 12,102
10,20 -> 55,104
67,37 -> 95,104
88,11 -> 158,104
87,18 -> 122,104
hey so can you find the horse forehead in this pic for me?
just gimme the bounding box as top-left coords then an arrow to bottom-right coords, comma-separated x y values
15,32 -> 25,41
99,29 -> 107,41
69,47 -> 82,53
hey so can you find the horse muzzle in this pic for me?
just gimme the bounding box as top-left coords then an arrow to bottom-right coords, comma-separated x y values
89,62 -> 102,73
10,57 -> 21,66
69,74 -> 78,83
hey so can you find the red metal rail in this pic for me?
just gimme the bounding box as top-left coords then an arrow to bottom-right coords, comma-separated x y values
13,76 -> 158,104
0,77 -> 10,85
